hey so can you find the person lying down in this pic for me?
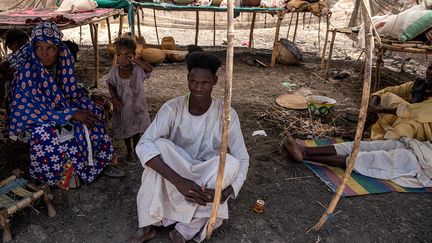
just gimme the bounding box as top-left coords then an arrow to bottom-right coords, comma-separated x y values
281,133 -> 432,188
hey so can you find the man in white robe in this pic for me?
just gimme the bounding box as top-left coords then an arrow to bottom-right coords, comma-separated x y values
130,52 -> 249,243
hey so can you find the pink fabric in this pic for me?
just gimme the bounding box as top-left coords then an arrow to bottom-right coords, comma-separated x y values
107,64 -> 151,139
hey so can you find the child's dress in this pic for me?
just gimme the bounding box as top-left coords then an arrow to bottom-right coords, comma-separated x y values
106,64 -> 151,139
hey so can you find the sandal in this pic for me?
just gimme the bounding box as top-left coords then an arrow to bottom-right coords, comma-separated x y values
103,165 -> 126,178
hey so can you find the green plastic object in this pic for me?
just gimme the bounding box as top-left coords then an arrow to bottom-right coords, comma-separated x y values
95,0 -> 131,9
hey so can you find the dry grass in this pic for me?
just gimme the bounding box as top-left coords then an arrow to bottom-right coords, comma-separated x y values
258,104 -> 339,139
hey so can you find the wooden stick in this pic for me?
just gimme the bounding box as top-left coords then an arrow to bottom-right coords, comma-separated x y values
324,30 -> 336,80
213,12 -> 216,46
153,9 -> 160,44
90,23 -> 99,88
302,12 -> 306,30
106,18 -> 112,44
206,0 -> 235,238
317,15 -> 321,54
271,13 -> 284,68
314,0 -> 373,231
248,12 -> 256,53
79,26 -> 82,45
0,207 -> 11,242
321,28 -> 330,69
293,12 -> 299,42
287,12 -> 294,39
195,11 -> 199,45
374,48 -> 385,92
118,13 -> 124,37
137,7 -> 142,41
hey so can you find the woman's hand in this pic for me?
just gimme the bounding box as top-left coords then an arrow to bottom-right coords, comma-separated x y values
112,98 -> 123,111
72,110 -> 98,127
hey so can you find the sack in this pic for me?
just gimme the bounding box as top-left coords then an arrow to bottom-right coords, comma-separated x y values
56,0 -> 98,13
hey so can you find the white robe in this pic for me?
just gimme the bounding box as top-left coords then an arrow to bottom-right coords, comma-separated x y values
334,138 -> 432,188
135,95 -> 249,241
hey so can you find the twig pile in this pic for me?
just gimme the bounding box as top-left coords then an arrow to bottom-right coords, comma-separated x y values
259,104 -> 338,139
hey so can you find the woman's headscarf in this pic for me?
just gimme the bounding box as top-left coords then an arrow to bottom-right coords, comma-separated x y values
7,21 -> 83,136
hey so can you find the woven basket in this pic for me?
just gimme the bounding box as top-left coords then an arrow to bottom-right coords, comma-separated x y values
164,49 -> 188,62
274,38 -> 303,66
161,36 -> 176,50
140,48 -> 166,65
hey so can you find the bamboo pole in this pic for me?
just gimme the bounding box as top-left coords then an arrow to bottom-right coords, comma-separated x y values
195,11 -> 200,45
248,12 -> 256,53
314,0 -> 373,231
206,0 -> 234,239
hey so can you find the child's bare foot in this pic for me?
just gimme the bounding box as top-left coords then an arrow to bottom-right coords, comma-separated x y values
282,134 -> 304,163
169,229 -> 186,243
129,226 -> 157,243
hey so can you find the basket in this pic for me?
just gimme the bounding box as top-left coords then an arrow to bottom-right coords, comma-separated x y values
161,36 -> 176,50
274,38 -> 303,66
164,49 -> 188,62
140,48 -> 166,65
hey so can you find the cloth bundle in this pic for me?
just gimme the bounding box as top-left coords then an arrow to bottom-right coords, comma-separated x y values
56,0 -> 98,13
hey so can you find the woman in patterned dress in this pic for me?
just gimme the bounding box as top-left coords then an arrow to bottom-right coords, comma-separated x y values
6,21 -> 117,189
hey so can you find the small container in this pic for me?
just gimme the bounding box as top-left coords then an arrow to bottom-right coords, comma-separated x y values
253,199 -> 265,213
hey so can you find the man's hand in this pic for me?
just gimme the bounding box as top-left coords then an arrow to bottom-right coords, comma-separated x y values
200,185 -> 234,204
175,178 -> 212,206
112,98 -> 123,111
72,110 -> 98,127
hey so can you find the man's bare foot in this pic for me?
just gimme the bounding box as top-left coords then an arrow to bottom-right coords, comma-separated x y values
129,226 -> 157,243
282,134 -> 304,162
169,229 -> 186,243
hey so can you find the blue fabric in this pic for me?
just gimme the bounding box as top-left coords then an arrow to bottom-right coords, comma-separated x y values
7,22 -> 114,186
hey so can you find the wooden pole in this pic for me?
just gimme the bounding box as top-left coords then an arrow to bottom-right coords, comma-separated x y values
293,12 -> 299,42
314,0 -> 373,231
318,15 -> 321,54
206,0 -> 235,239
213,12 -> 216,46
137,7 -> 142,40
287,12 -> 294,39
271,13 -> 284,68
324,30 -> 336,80
248,12 -> 256,53
106,18 -> 112,44
153,9 -> 160,44
320,28 -> 330,69
89,23 -> 99,88
118,13 -> 124,37
195,11 -> 200,45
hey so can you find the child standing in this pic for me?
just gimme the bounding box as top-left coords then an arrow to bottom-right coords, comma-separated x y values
107,37 -> 152,161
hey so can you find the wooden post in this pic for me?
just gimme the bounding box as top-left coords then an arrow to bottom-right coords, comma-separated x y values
321,15 -> 331,68
137,7 -> 142,40
41,184 -> 57,217
293,12 -> 299,42
271,13 -> 285,68
0,208 -> 11,242
318,15 -> 321,54
118,13 -> 124,37
287,12 -> 293,39
213,12 -> 216,46
153,9 -> 160,44
89,23 -> 99,88
324,30 -> 336,80
79,26 -> 82,45
314,0 -> 373,231
374,47 -> 385,92
106,18 -> 112,44
195,11 -> 200,45
206,0 -> 235,239
248,12 -> 256,53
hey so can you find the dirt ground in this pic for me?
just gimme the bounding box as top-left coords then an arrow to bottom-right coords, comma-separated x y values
2,17 -> 432,243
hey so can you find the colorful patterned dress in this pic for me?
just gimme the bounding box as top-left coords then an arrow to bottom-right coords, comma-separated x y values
7,22 -> 114,189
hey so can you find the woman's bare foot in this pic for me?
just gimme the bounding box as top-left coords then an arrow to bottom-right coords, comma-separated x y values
282,134 -> 305,162
129,226 -> 157,243
169,229 -> 186,243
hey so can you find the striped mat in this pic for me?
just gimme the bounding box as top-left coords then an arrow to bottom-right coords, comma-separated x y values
299,138 -> 432,197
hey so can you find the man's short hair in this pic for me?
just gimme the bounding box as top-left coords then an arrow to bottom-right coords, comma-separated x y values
186,51 -> 221,75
